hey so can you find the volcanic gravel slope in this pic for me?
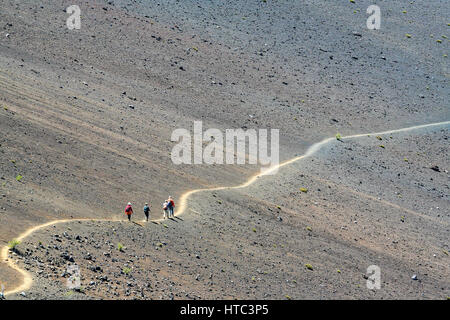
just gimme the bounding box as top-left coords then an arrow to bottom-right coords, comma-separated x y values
7,125 -> 449,300
0,0 -> 449,297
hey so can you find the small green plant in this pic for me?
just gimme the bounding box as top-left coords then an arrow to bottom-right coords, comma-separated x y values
379,145 -> 385,149
305,264 -> 313,270
285,295 -> 291,300
65,290 -> 75,297
335,133 -> 342,141
252,228 -> 257,233
122,267 -> 131,275
306,226 -> 312,232
8,239 -> 20,250
117,242 -> 124,251
15,175 -> 23,182
300,187 -> 308,193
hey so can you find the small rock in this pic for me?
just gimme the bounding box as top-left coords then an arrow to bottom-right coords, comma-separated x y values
430,165 -> 440,172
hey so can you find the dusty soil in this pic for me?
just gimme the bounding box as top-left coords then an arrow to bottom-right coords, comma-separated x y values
0,0 -> 448,299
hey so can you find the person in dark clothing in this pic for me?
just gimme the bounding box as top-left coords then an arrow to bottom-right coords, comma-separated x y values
143,203 -> 150,222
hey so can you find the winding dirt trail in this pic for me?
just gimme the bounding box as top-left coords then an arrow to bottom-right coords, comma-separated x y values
2,120 -> 449,297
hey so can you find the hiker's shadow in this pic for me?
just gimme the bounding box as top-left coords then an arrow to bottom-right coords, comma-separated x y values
174,216 -> 183,221
169,217 -> 178,222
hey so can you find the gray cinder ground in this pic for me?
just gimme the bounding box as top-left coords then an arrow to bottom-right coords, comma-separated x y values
0,0 -> 448,298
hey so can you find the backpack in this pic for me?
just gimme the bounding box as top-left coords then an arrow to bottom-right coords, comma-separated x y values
125,206 -> 132,213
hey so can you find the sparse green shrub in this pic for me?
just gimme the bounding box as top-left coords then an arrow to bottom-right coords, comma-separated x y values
305,264 -> 313,270
117,242 -> 124,251
8,239 -> 20,250
122,267 -> 131,275
65,290 -> 74,297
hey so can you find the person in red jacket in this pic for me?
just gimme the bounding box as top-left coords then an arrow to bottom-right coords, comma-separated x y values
167,196 -> 175,218
125,202 -> 133,221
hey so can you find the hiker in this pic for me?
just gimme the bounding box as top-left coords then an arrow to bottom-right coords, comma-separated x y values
162,200 -> 169,219
167,196 -> 175,218
143,202 -> 150,222
125,202 -> 133,221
